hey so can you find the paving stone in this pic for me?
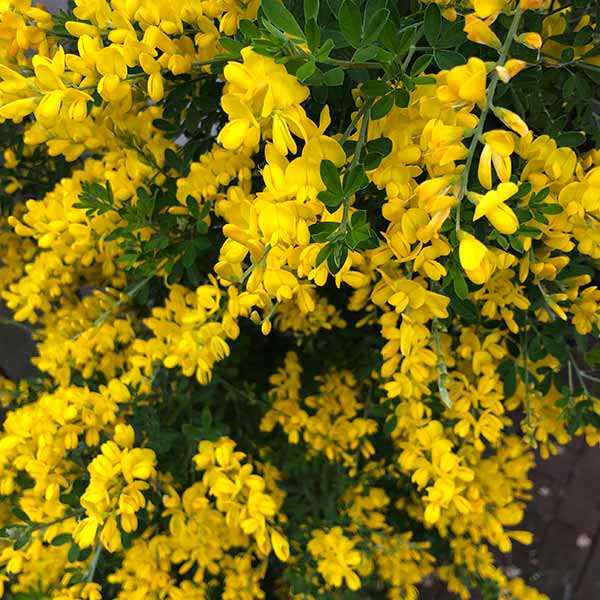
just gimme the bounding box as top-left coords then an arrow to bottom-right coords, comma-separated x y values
529,470 -> 561,521
536,445 -> 581,484
556,494 -> 600,534
576,537 -> 600,600
0,307 -> 38,380
418,579 -> 460,600
569,446 -> 600,507
534,520 -> 592,598
555,447 -> 600,532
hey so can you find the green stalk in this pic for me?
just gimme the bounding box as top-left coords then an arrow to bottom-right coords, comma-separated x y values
340,98 -> 372,233
455,7 -> 524,233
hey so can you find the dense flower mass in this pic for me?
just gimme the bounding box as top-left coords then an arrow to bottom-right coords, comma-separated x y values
0,0 -> 599,598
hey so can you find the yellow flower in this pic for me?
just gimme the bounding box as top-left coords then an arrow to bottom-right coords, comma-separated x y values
470,182 -> 519,234
473,0 -> 507,19
464,14 -> 502,50
517,31 -> 543,49
439,57 -> 488,105
520,0 -> 544,8
495,58 -> 528,83
73,516 -> 100,548
458,231 -> 488,271
270,529 -> 290,561
478,130 -> 515,189
308,527 -> 363,590
493,106 -> 530,137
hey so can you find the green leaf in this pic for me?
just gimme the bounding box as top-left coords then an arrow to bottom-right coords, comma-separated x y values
323,66 -> 344,86
325,0 -> 341,16
394,88 -> 409,107
370,93 -> 394,119
351,209 -> 368,227
12,508 -> 31,523
424,3 -> 441,46
310,221 -> 340,242
413,75 -> 436,85
364,152 -> 384,169
327,243 -> 348,273
383,415 -> 397,435
68,542 -> 80,562
315,37 -> 335,61
296,59 -> 316,81
380,22 -> 415,54
556,131 -> 585,148
186,195 -> 200,218
315,243 -> 332,267
509,235 -> 524,253
533,187 -> 550,202
305,18 -> 321,51
519,225 -> 541,237
453,271 -> 469,299
304,0 -> 319,20
261,0 -> 305,39
434,49 -> 465,69
361,80 -> 391,96
515,181 -> 532,198
346,225 -> 371,249
339,0 -> 362,48
320,159 -> 342,194
360,229 -> 380,249
436,19 -> 467,48
51,533 -> 72,546
182,244 -> 197,268
152,118 -> 175,132
239,19 -> 260,39
450,297 -> 479,323
362,8 -> 390,45
498,360 -> 516,397
317,190 -> 342,209
365,136 -> 392,157
13,533 -> 30,551
353,45 -> 379,62
492,232 -> 509,250
343,165 -> 369,195
410,53 -> 434,76
560,47 -> 574,62
219,37 -> 243,56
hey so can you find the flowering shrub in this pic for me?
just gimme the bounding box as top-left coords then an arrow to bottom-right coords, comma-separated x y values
0,0 -> 600,597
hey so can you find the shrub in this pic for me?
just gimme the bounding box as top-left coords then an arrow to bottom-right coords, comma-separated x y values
0,0 -> 599,598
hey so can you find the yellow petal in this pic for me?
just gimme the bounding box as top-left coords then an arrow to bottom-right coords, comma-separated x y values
492,153 -> 512,183
148,72 -> 164,102
0,98 -> 37,121
37,91 -> 63,122
478,144 -> 493,190
496,181 -> 518,202
270,529 -> 290,561
459,233 -> 488,270
473,0 -> 507,18
218,119 -> 250,150
482,130 -> 514,156
488,204 -> 519,234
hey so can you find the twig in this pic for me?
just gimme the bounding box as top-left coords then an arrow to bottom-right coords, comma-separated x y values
455,7 -> 524,233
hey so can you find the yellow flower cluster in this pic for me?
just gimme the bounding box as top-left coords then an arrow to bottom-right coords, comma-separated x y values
73,424 -> 157,551
107,438 -> 287,599
261,352 -> 377,473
